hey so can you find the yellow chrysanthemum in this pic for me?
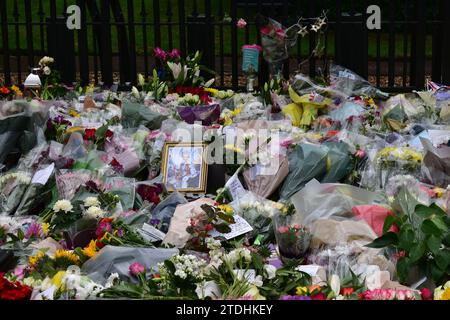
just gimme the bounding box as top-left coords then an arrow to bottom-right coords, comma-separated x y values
433,188 -> 444,198
69,109 -> 80,118
82,240 -> 98,258
28,251 -> 46,270
204,88 -> 219,95
41,223 -> 49,236
441,288 -> 450,300
296,286 -> 309,295
218,204 -> 234,215
224,144 -> 244,154
51,271 -> 66,290
54,249 -> 80,265
11,85 -> 22,95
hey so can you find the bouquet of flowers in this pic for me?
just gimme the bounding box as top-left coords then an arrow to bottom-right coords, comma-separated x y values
273,214 -> 312,264
0,273 -> 32,300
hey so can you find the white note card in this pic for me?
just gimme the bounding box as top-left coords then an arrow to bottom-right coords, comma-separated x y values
139,223 -> 166,242
209,215 -> 253,240
31,163 -> 55,185
225,174 -> 246,200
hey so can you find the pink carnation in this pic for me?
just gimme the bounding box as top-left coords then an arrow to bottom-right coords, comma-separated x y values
129,262 -> 145,276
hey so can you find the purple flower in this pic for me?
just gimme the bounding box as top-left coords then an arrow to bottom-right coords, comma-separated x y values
168,49 -> 181,59
150,218 -> 161,226
129,262 -> 145,276
280,295 -> 312,300
154,47 -> 167,61
25,222 -> 43,239
116,229 -> 124,238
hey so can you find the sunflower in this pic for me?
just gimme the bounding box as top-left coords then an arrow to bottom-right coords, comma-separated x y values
28,251 -> 46,270
54,249 -> 80,265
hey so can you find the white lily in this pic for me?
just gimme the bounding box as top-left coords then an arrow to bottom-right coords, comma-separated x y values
137,73 -> 146,87
131,86 -> 140,99
204,78 -> 215,88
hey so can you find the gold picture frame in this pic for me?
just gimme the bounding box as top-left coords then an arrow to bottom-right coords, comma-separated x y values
161,142 -> 208,193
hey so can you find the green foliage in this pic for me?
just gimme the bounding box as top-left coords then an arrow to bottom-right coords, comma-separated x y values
366,188 -> 450,285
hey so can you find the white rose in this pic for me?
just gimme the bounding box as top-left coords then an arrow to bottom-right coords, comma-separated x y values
263,264 -> 277,280
43,66 -> 51,75
84,197 -> 100,207
53,200 -> 73,213
85,206 -> 104,219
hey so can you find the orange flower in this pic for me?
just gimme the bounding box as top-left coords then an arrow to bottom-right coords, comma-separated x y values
341,287 -> 355,296
0,87 -> 11,95
308,285 -> 322,294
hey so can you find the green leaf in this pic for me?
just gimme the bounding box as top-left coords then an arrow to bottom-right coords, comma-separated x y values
427,235 -> 442,255
422,219 -> 445,236
398,228 -> 415,251
431,217 -> 449,233
431,264 -> 445,283
415,203 -> 446,218
365,232 -> 398,248
213,223 -> 231,234
95,124 -> 108,139
396,257 -> 410,283
435,251 -> 450,271
409,242 -> 426,263
382,215 -> 398,234
217,212 -> 235,224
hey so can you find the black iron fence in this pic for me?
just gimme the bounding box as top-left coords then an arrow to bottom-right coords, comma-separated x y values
1,0 -> 450,92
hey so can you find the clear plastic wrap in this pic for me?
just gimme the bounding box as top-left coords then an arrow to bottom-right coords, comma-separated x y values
290,179 -> 385,227
230,191 -> 279,243
149,191 -> 188,233
81,245 -> 179,285
0,170 -> 32,215
329,64 -> 389,99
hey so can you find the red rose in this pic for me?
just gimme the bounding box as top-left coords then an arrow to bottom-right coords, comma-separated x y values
311,292 -> 327,300
205,224 -> 214,232
105,130 -> 114,139
84,128 -> 97,140
420,288 -> 432,300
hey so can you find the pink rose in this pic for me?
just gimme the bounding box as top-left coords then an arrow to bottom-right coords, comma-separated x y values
129,262 -> 145,276
280,138 -> 294,148
383,289 -> 396,300
396,290 -> 406,300
355,149 -> 366,159
237,18 -> 247,29
277,226 -> 290,234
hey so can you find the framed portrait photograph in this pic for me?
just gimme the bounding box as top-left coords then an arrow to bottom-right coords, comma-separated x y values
161,142 -> 208,193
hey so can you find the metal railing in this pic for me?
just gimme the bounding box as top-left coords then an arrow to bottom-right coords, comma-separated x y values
0,0 -> 449,92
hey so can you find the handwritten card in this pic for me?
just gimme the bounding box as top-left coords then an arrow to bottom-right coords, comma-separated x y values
139,223 -> 166,242
209,215 -> 253,240
225,174 -> 246,201
31,163 -> 55,185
